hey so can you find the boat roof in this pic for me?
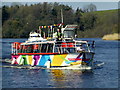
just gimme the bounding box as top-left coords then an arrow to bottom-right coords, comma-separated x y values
21,41 -> 55,45
29,32 -> 41,36
64,25 -> 77,30
21,40 -> 88,45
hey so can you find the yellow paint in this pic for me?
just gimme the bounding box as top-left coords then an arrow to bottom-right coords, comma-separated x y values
51,54 -> 67,66
70,61 -> 82,65
28,55 -> 33,65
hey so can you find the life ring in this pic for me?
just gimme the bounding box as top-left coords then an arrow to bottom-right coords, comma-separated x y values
61,42 -> 67,47
67,42 -> 74,47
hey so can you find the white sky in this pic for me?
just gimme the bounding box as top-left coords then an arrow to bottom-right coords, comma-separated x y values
1,0 -> 120,2
1,0 -> 119,11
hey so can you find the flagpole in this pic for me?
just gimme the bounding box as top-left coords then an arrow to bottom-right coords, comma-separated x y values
61,9 -> 63,24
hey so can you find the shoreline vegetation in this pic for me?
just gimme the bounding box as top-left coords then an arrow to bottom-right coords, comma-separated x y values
102,33 -> 120,40
2,3 -> 118,39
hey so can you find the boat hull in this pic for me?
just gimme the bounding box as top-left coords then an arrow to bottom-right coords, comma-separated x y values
11,52 -> 94,67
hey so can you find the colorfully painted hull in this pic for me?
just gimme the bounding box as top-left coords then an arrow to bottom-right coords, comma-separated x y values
11,52 -> 94,67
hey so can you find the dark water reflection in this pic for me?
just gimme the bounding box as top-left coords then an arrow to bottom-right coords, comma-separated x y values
1,38 -> 119,88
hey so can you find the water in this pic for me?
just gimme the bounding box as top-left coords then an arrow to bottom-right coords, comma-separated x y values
1,38 -> 119,88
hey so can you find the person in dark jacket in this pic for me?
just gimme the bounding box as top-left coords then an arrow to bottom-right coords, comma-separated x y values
56,28 -> 63,53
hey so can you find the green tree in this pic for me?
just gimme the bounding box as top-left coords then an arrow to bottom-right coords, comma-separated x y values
2,6 -> 10,25
75,8 -> 84,31
82,12 -> 97,30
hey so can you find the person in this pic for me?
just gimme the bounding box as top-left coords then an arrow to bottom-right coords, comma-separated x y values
57,28 -> 63,39
56,28 -> 63,53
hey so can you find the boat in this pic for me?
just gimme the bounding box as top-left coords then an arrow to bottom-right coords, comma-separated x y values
11,24 -> 95,69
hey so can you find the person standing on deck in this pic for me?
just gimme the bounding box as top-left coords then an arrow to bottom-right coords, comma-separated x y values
56,28 -> 63,42
56,28 -> 63,53
57,28 -> 63,39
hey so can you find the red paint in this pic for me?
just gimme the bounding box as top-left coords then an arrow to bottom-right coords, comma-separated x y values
68,58 -> 90,61
14,60 -> 18,64
32,44 -> 39,50
67,43 -> 74,47
61,42 -> 67,47
12,53 -> 59,55
13,42 -> 21,49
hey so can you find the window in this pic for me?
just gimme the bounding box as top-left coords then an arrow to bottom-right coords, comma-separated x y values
41,44 -> 47,53
47,44 -> 53,53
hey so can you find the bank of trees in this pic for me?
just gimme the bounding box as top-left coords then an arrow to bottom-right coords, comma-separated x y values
2,2 -> 118,38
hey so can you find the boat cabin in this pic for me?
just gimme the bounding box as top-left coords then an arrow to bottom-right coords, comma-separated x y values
12,40 -> 94,55
62,25 -> 77,39
26,32 -> 46,43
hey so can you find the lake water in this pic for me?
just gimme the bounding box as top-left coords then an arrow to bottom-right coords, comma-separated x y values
0,38 -> 119,88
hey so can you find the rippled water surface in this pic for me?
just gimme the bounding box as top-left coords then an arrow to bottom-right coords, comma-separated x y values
1,38 -> 119,88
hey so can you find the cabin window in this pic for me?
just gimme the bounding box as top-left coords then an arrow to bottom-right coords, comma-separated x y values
27,45 -> 33,53
76,42 -> 89,52
54,47 -> 59,53
47,44 -> 53,53
54,44 -> 60,53
54,42 -> 76,54
39,43 -> 54,53
18,44 -> 54,53
38,44 -> 42,53
18,45 -> 32,53
63,30 -> 75,38
67,48 -> 75,53
41,44 -> 47,53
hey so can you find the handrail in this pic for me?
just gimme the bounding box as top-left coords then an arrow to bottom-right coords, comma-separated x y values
11,41 -> 95,55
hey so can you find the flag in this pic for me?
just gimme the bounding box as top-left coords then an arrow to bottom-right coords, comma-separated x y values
39,26 -> 42,28
48,26 -> 50,28
44,26 -> 46,28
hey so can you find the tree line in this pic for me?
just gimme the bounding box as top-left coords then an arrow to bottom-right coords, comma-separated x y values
2,2 -> 118,38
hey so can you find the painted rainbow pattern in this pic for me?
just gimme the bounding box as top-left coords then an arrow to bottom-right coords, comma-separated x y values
11,53 -> 93,66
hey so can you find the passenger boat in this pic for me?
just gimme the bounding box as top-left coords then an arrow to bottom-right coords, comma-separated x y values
11,24 -> 95,69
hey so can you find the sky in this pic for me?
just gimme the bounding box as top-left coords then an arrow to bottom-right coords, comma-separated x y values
59,2 -> 118,11
1,0 -> 119,2
1,0 -> 119,11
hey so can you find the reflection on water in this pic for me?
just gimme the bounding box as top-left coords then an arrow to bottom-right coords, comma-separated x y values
51,70 -> 69,88
2,66 -> 94,88
48,69 -> 93,88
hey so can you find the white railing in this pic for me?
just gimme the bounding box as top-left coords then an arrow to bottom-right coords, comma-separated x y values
11,42 -> 95,55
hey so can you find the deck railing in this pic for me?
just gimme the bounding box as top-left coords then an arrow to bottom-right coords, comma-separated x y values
12,42 -> 95,55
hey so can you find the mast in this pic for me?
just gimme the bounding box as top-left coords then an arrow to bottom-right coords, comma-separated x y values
39,26 -> 41,35
61,9 -> 64,24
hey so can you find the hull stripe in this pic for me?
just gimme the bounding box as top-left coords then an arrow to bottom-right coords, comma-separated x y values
68,58 -> 90,61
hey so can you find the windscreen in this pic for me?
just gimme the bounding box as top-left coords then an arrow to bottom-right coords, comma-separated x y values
63,30 -> 75,38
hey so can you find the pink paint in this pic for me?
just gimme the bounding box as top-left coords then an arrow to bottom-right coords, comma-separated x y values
33,55 -> 40,65
12,55 -> 19,59
11,55 -> 20,64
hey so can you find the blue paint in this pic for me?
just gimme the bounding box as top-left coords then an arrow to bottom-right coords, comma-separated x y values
37,55 -> 50,66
